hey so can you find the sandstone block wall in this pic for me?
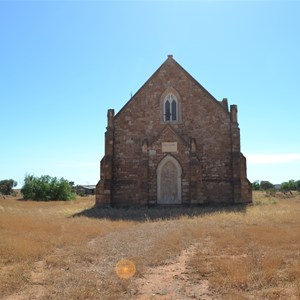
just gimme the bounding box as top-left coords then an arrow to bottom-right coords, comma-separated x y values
96,56 -> 252,206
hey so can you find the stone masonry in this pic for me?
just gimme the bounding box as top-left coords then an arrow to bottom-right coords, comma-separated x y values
96,55 -> 252,206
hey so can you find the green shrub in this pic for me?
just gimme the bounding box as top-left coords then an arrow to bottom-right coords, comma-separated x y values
281,179 -> 300,192
0,179 -> 17,195
252,180 -> 260,191
21,175 -> 75,201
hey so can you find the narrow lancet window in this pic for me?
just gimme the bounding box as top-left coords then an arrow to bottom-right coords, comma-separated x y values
171,100 -> 177,121
165,100 -> 171,121
163,93 -> 179,122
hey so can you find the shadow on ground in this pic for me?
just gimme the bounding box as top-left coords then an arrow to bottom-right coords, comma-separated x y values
73,204 -> 248,221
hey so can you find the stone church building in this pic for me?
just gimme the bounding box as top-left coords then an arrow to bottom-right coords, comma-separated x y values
96,55 -> 252,206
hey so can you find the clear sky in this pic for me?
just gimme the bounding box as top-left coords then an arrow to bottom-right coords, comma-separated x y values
0,0 -> 299,187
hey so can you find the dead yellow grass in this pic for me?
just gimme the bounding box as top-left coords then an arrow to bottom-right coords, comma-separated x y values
188,192 -> 300,299
0,191 -> 300,299
0,196 -> 134,298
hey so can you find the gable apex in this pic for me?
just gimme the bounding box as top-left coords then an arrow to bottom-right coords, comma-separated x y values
114,55 -> 228,119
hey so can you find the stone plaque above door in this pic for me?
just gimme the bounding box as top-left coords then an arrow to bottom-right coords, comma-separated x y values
162,142 -> 177,153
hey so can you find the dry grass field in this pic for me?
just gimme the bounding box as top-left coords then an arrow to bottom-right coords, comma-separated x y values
0,192 -> 300,299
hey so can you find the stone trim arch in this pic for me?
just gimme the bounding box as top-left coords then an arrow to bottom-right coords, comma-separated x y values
156,155 -> 182,204
160,87 -> 182,124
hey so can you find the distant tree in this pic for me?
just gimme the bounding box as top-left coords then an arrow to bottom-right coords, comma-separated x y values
69,181 -> 76,192
296,180 -> 300,191
21,174 -> 75,201
252,180 -> 260,191
260,181 -> 274,191
281,180 -> 297,191
0,179 -> 17,195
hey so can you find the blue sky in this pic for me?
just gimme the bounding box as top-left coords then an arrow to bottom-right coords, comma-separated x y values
0,1 -> 299,187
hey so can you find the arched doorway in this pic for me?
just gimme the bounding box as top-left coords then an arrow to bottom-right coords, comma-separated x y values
157,155 -> 182,204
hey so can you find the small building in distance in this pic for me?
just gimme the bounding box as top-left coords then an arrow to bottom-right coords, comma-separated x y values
96,55 -> 252,206
76,185 -> 96,196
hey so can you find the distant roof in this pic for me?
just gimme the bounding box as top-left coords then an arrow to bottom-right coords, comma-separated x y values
78,185 -> 96,189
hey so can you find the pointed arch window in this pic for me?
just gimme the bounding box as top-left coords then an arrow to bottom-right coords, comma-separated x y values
164,94 -> 178,122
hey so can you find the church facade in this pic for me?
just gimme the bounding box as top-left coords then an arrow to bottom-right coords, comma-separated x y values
96,55 -> 252,206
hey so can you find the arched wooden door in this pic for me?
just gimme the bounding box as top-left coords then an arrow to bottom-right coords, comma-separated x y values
157,155 -> 182,204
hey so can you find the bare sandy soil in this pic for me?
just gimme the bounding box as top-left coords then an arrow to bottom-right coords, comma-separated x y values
134,244 -> 215,300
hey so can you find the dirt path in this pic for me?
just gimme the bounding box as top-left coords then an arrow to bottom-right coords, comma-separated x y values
134,244 -> 216,300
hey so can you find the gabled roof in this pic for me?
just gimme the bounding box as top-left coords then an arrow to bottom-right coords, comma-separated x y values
115,55 -> 228,119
